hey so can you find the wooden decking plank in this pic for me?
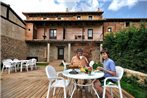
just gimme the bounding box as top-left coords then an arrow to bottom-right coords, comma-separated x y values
1,79 -> 28,96
40,85 -> 66,98
9,80 -> 38,98
2,80 -> 39,98
55,88 -> 64,98
1,79 -> 23,91
18,80 -> 43,98
31,80 -> 48,98
13,80 -> 41,98
122,89 -> 135,98
25,80 -> 48,98
72,89 -> 81,98
1,65 -> 135,98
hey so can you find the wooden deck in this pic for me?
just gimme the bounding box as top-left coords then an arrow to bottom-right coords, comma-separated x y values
1,61 -> 134,98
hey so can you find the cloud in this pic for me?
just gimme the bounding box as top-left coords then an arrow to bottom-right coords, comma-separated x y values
1,0 -> 67,19
108,0 -> 138,11
70,0 -> 99,11
1,0 -> 104,19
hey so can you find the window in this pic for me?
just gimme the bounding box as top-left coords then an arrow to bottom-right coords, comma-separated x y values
107,27 -> 112,32
88,29 -> 93,39
43,17 -> 47,20
63,28 -> 65,39
77,16 -> 81,20
49,29 -> 57,39
126,21 -> 130,27
88,16 -> 92,20
57,17 -> 61,20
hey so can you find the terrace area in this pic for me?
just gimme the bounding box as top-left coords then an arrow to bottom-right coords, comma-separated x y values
1,60 -> 134,98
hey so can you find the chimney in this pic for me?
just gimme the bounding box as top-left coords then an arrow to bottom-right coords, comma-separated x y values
66,8 -> 68,12
97,8 -> 101,11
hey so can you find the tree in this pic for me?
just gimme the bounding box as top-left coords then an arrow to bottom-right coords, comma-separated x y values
103,23 -> 147,73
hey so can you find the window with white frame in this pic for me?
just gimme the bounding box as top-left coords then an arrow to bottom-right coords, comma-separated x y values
49,29 -> 57,39
77,16 -> 81,20
88,16 -> 92,20
107,27 -> 112,32
88,29 -> 93,39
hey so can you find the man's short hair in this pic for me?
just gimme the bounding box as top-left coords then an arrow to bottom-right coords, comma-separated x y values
76,48 -> 83,53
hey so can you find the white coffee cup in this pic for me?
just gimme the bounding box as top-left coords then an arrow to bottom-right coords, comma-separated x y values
79,56 -> 83,59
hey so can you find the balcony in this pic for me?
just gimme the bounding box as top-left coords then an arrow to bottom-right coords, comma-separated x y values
75,35 -> 85,40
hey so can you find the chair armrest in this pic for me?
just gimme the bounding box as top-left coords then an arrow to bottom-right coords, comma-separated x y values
49,76 -> 64,81
57,71 -> 63,76
65,62 -> 71,65
104,77 -> 120,83
56,76 -> 65,80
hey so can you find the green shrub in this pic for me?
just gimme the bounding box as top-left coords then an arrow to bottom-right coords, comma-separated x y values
122,74 -> 147,98
103,23 -> 147,73
93,62 -> 103,70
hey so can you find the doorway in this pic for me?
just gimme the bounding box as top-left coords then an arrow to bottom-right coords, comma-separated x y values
58,47 -> 64,59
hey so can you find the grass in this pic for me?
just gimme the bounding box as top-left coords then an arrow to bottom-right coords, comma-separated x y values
36,62 -> 49,66
121,78 -> 147,98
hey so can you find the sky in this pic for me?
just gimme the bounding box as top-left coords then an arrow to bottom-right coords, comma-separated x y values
1,0 -> 147,20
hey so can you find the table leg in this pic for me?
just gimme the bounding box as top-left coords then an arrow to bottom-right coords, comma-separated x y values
70,82 -> 76,98
92,84 -> 100,98
20,62 -> 23,72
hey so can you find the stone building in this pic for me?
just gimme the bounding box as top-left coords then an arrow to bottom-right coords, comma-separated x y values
23,12 -> 147,62
1,2 -> 147,62
103,18 -> 147,35
23,11 -> 105,62
1,2 -> 27,62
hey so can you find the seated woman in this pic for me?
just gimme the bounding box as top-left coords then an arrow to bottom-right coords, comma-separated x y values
94,49 -> 116,98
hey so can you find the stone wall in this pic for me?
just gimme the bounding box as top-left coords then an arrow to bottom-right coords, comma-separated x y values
26,43 -> 47,62
71,43 -> 100,62
124,68 -> 147,84
1,2 -> 27,61
1,36 -> 28,60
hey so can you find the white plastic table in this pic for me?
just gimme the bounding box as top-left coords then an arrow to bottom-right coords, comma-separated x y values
20,60 -> 29,72
63,69 -> 104,98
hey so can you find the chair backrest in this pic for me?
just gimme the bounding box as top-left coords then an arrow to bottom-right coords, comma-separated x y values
26,59 -> 33,66
45,65 -> 57,80
32,58 -> 37,64
116,66 -> 124,79
13,58 -> 20,62
62,60 -> 67,70
89,60 -> 94,67
2,60 -> 13,67
6,59 -> 13,62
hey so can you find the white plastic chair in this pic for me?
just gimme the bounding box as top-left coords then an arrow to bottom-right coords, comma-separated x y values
13,59 -> 21,71
45,65 -> 70,98
21,59 -> 32,72
62,60 -> 71,70
2,59 -> 16,74
103,66 -> 124,98
89,60 -> 95,67
31,58 -> 37,69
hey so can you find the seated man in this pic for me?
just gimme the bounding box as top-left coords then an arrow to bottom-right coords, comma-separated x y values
69,48 -> 89,90
70,48 -> 89,68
